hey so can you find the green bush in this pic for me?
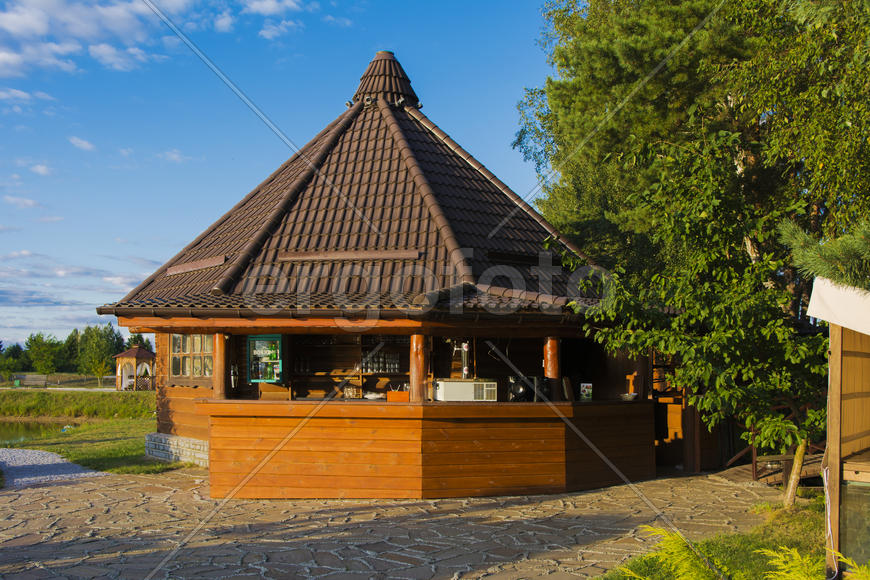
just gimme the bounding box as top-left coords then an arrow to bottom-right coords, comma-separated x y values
0,391 -> 155,418
603,497 -> 826,579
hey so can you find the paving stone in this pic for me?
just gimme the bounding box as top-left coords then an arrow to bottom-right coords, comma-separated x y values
0,466 -> 781,579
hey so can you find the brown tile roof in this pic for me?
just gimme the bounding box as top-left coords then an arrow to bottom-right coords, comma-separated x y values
113,345 -> 156,359
97,52 -> 596,320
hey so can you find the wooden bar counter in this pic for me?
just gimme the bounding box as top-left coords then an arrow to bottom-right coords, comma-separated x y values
196,399 -> 655,499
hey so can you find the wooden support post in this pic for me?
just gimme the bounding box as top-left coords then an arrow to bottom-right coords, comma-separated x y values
826,324 -> 843,576
410,334 -> 428,402
544,336 -> 561,401
213,334 -> 227,400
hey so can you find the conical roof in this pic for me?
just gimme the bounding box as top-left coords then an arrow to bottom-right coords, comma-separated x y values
98,52 -> 594,319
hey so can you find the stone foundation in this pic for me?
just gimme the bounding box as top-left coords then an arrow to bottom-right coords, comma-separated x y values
145,432 -> 209,466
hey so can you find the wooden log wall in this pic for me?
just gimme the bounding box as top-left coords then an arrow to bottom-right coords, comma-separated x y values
157,385 -> 213,440
153,331 -> 216,440
197,400 -> 656,499
565,402 -> 656,491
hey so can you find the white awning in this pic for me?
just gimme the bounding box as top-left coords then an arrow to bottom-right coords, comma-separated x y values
807,277 -> 870,336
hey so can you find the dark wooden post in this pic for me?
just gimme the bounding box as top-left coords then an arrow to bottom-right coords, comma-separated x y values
826,324 -> 843,575
410,334 -> 428,402
213,334 -> 226,399
544,336 -> 561,401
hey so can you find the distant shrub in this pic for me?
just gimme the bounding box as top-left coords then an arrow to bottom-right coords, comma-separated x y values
0,391 -> 155,418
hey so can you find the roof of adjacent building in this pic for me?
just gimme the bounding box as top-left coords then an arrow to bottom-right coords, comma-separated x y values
113,345 -> 156,359
97,51 -> 596,320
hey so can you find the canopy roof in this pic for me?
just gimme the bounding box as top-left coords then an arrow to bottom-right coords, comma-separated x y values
98,51 -> 595,320
113,345 -> 156,360
807,277 -> 870,336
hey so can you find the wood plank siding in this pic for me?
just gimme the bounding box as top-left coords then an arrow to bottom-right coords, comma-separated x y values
841,327 -> 870,458
197,400 -> 655,499
157,385 -> 213,440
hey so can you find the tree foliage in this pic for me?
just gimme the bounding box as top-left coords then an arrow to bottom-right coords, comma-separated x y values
725,0 -> 870,235
61,329 -> 81,373
0,343 -> 25,381
780,219 -> 870,291
78,324 -> 124,386
516,0 -> 866,485
24,333 -> 63,375
125,333 -> 153,352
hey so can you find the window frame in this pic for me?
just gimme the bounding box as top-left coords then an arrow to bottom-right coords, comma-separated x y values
169,333 -> 214,380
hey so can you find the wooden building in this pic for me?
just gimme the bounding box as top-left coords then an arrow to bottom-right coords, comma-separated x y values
98,51 -> 657,499
807,278 -> 870,573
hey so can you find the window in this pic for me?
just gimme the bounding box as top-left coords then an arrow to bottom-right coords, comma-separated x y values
170,334 -> 214,377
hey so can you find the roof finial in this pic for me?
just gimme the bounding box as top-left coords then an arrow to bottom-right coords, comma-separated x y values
353,51 -> 418,105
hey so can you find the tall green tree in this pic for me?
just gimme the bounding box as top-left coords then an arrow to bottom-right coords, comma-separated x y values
79,324 -> 125,387
0,342 -> 24,381
24,333 -> 63,375
516,0 -> 754,274
61,329 -> 81,373
517,0 -> 865,505
125,333 -> 153,352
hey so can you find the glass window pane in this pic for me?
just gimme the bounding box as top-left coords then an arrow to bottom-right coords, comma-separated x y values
203,356 -> 213,377
192,335 -> 201,354
171,356 -> 181,376
181,356 -> 191,376
171,334 -> 182,354
193,356 -> 202,377
202,335 -> 213,353
181,335 -> 191,354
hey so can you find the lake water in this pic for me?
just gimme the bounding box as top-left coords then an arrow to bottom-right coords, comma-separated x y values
0,421 -> 70,445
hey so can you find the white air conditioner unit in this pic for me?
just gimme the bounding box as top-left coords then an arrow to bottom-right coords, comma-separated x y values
434,379 -> 497,402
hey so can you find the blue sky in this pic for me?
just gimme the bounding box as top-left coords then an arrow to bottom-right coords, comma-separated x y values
0,0 -> 553,346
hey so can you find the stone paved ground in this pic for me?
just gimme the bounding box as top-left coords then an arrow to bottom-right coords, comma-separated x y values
0,466 -> 780,579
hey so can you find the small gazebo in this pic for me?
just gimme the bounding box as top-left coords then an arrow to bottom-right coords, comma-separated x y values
113,345 -> 156,390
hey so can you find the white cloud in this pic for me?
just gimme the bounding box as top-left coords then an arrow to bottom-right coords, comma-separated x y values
3,194 -> 40,207
0,225 -> 21,232
0,2 -> 50,37
119,147 -> 133,156
20,41 -> 80,73
157,148 -> 190,163
88,43 -> 150,71
103,274 -> 139,288
0,249 -> 33,259
242,0 -> 301,15
259,19 -> 302,39
68,135 -> 94,150
29,164 -> 50,176
0,88 -> 31,100
38,215 -> 64,222
0,49 -> 25,77
214,9 -> 234,32
0,0 -> 196,76
323,14 -> 351,27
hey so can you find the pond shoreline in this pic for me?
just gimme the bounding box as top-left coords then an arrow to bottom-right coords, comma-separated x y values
0,416 -> 84,424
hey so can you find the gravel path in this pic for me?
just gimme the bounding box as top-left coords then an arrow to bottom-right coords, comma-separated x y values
0,448 -> 107,488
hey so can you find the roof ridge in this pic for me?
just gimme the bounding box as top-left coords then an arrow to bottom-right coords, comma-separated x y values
377,98 -> 474,286
119,111 -> 351,303
210,101 -> 364,295
404,106 -> 595,267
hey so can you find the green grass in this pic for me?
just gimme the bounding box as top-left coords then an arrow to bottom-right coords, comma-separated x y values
11,418 -> 188,474
0,390 -> 155,418
601,495 -> 826,579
